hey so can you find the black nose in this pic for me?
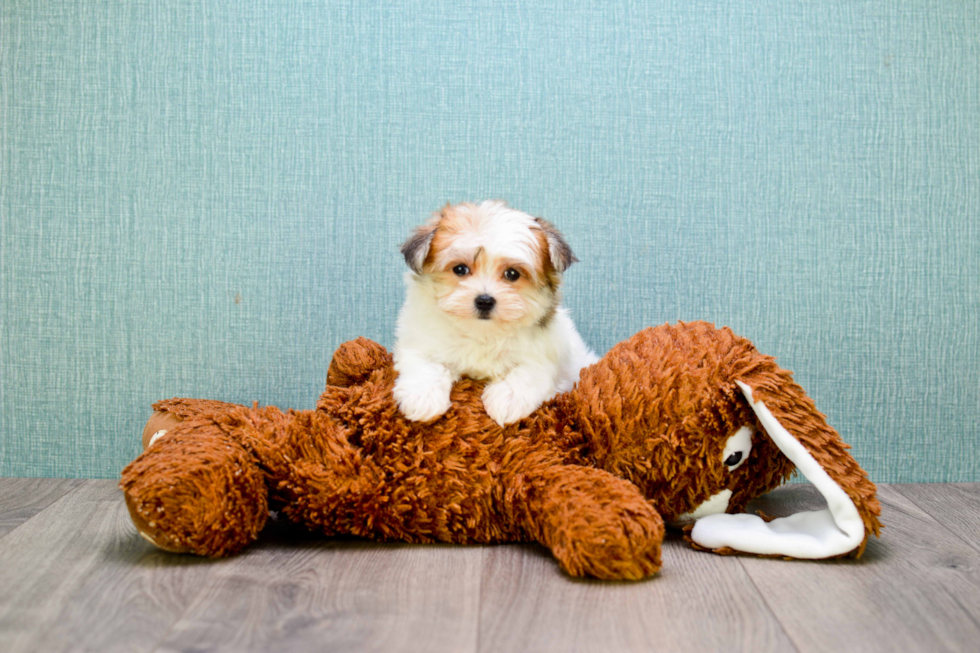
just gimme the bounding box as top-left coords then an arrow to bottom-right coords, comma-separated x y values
474,294 -> 496,311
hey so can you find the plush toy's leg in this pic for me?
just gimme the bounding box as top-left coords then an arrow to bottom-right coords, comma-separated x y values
508,465 -> 664,580
141,398 -> 246,450
121,410 -> 269,557
142,411 -> 183,450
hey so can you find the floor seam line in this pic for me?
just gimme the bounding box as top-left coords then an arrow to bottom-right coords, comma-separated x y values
888,484 -> 980,556
736,550 -> 804,653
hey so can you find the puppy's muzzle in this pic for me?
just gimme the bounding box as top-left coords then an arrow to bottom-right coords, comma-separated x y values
474,294 -> 496,318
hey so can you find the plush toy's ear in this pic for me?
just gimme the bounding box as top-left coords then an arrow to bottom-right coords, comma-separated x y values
690,381 -> 881,559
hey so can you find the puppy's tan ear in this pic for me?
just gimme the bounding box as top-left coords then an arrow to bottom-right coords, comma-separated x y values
690,379 -> 881,559
400,222 -> 437,273
534,217 -> 578,273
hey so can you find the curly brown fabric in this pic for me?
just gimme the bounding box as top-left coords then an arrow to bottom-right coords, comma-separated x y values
120,321 -> 880,579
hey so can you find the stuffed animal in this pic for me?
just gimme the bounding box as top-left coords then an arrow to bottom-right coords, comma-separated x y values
120,321 -> 881,580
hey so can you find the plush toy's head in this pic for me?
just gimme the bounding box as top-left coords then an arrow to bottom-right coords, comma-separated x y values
568,322 -> 881,558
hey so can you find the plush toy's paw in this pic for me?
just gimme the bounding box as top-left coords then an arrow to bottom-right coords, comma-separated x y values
393,374 -> 453,422
121,411 -> 270,557
327,337 -> 392,387
553,512 -> 664,580
481,379 -> 540,426
517,466 -> 664,579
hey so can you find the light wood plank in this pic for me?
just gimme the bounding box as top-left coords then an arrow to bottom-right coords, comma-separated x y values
477,535 -> 796,653
0,478 -> 83,538
738,484 -> 980,653
0,479 -> 219,653
892,483 -> 980,554
154,523 -> 483,653
3,480 -> 980,653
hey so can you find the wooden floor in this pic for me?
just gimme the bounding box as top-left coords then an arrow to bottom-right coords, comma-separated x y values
1,480 -> 978,652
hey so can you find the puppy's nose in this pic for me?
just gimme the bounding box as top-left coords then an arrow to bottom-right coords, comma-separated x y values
474,294 -> 496,311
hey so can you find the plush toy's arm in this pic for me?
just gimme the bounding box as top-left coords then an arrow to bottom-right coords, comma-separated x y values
506,465 -> 664,580
326,337 -> 392,388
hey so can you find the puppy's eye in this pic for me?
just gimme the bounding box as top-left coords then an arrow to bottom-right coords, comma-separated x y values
452,264 -> 470,276
724,451 -> 743,467
503,268 -> 520,282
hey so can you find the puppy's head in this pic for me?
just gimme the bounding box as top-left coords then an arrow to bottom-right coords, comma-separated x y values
401,200 -> 577,328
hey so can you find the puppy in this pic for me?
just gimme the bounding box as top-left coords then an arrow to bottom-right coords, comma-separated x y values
393,200 -> 598,426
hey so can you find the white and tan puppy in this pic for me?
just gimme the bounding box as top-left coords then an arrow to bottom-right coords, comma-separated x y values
394,200 -> 598,426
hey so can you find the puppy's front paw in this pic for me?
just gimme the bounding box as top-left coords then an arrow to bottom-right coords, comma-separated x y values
394,375 -> 453,422
482,380 -> 540,426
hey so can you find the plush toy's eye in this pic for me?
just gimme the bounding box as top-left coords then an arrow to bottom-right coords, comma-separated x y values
722,425 -> 754,471
453,264 -> 470,276
503,268 -> 520,281
724,451 -> 743,467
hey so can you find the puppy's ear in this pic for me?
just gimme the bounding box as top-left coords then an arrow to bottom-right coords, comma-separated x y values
400,223 -> 437,274
534,217 -> 578,273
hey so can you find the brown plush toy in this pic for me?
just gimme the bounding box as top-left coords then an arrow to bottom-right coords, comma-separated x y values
121,321 -> 881,580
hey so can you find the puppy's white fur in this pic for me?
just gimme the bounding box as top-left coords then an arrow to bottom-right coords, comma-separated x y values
394,200 -> 598,426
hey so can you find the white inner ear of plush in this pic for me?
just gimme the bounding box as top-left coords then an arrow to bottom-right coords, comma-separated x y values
689,381 -> 865,559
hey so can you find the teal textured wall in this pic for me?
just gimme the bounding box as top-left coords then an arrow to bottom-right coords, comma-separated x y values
1,1 -> 978,481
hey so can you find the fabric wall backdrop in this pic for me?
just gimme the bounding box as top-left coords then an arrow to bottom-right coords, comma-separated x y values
1,1 -> 977,481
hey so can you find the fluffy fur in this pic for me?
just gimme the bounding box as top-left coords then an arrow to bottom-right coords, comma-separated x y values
394,200 -> 598,426
121,322 -> 881,580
